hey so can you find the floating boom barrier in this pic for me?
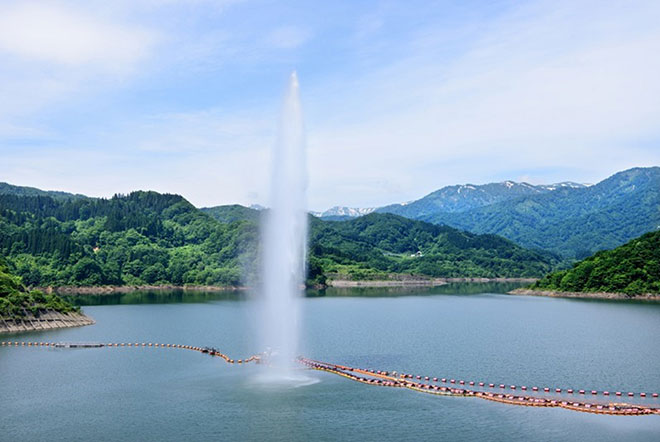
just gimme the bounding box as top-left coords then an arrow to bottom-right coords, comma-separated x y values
3,340 -> 659,416
0,340 -> 263,364
298,358 -> 660,416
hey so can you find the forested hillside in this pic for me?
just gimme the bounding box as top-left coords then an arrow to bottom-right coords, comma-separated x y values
0,258 -> 78,319
308,214 -> 559,282
0,192 -> 258,287
389,167 -> 659,258
532,230 -> 660,295
0,189 -> 557,287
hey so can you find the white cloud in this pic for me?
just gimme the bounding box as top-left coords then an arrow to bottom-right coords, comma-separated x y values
0,2 -> 157,71
0,0 -> 160,137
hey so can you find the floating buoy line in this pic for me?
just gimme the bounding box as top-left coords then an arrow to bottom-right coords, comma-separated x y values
3,340 -> 659,416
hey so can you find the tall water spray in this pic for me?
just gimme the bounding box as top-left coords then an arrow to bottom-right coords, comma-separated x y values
259,71 -> 307,379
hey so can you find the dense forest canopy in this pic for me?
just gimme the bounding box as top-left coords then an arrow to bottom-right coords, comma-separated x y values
0,257 -> 78,318
307,213 -> 558,282
0,190 -> 558,288
0,192 -> 257,287
532,230 -> 660,295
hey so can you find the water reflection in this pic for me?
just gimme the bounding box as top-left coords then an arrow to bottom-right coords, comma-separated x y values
65,283 -> 528,306
307,282 -> 528,298
65,289 -> 247,306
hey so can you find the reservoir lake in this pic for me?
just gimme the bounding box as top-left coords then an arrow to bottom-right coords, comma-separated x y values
1,283 -> 659,441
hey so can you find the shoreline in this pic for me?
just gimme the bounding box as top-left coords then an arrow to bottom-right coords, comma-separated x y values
34,279 -> 537,294
0,310 -> 95,334
509,288 -> 660,301
327,277 -> 537,288
37,284 -> 247,295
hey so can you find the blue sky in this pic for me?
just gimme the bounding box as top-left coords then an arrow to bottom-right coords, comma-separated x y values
1,0 -> 659,210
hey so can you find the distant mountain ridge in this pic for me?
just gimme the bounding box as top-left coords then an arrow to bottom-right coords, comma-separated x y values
3,166 -> 657,261
312,206 -> 376,219
311,181 -> 588,220
416,168 -> 660,258
314,167 -> 658,259
377,181 -> 588,218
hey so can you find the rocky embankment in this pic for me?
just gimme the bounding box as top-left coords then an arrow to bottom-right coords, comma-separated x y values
509,288 -> 660,301
0,310 -> 94,334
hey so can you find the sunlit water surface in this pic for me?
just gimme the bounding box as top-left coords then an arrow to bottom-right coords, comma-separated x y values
1,284 -> 659,441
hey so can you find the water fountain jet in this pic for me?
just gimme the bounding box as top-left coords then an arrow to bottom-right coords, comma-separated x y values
256,71 -> 310,385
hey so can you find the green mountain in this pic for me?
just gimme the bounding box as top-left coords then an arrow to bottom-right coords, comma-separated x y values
0,191 -> 258,287
380,167 -> 659,258
0,188 -> 556,288
0,182 -> 87,201
378,181 -> 586,218
532,230 -> 660,295
309,213 -> 558,281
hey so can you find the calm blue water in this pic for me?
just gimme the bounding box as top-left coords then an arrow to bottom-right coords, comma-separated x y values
1,286 -> 659,441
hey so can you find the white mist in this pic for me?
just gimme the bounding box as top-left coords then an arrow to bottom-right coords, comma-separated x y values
258,71 -> 308,382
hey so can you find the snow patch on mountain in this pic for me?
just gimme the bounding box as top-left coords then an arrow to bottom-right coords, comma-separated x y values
312,206 -> 376,218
